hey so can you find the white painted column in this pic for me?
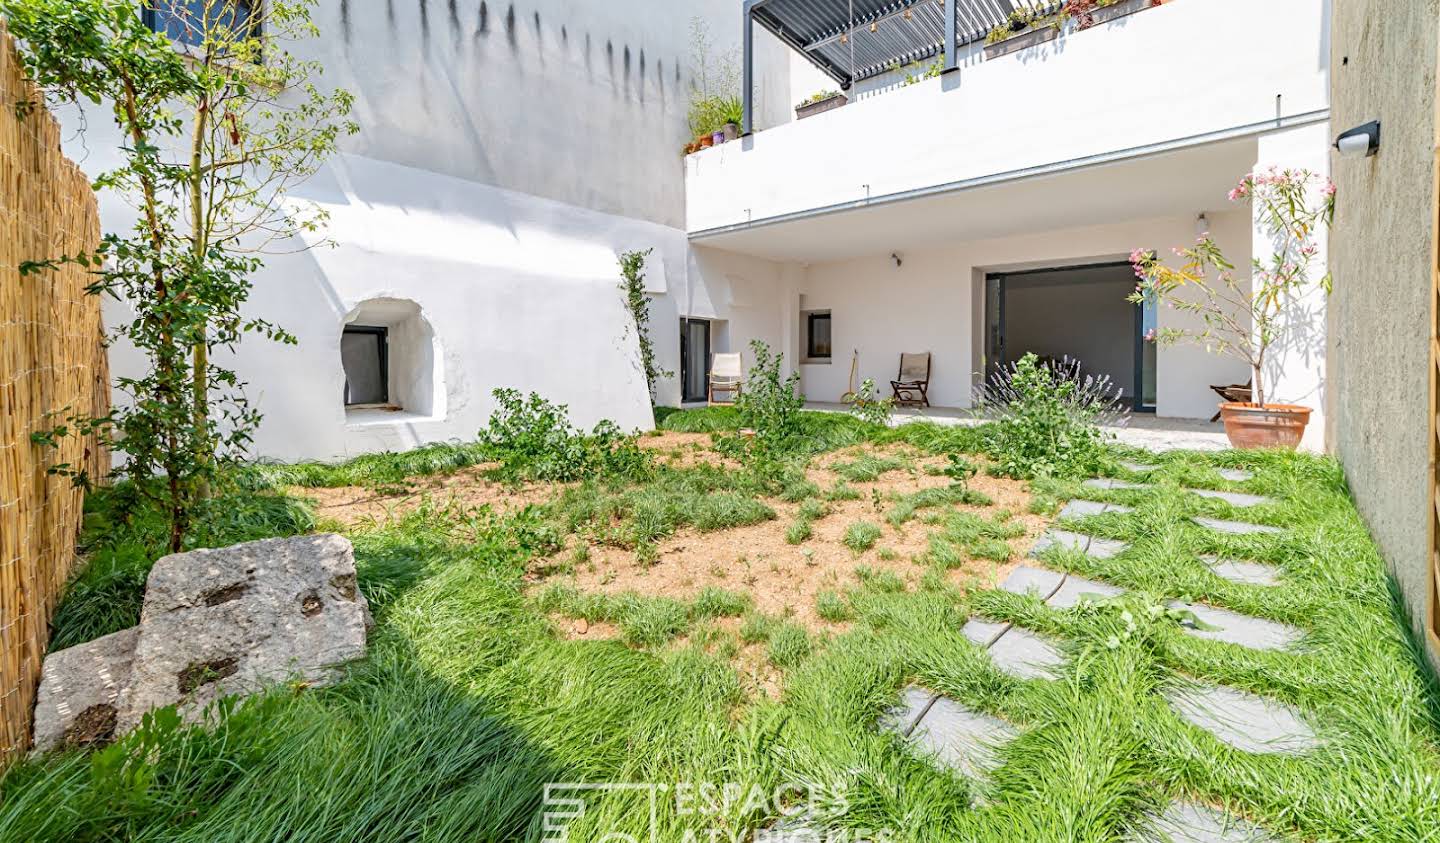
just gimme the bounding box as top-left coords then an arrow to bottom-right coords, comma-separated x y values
1254,121 -> 1332,451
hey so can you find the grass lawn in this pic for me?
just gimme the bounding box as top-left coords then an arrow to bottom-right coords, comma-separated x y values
2,410 -> 1438,842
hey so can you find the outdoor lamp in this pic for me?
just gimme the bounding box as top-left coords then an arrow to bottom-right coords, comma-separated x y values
1334,121 -> 1380,158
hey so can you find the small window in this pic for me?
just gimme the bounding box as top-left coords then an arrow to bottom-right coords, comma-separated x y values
806,312 -> 832,360
342,326 -> 389,406
143,0 -> 260,46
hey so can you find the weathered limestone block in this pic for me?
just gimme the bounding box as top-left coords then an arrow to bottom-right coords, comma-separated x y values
118,534 -> 369,731
30,627 -> 139,753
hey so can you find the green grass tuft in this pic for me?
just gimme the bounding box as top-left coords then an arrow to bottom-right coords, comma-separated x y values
842,521 -> 883,554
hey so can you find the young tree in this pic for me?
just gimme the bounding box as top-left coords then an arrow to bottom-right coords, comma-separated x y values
5,0 -> 356,550
1130,167 -> 1334,408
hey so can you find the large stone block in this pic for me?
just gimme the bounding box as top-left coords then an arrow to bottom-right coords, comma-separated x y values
118,534 -> 370,731
30,627 -> 139,753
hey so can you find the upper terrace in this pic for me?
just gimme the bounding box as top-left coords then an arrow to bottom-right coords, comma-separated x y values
689,0 -> 1329,243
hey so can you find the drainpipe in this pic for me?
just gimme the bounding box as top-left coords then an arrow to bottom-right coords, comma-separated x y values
943,0 -> 958,73
742,0 -> 757,135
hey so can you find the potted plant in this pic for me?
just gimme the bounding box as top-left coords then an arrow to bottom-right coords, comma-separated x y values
1130,168 -> 1335,450
795,90 -> 846,120
699,134 -> 714,149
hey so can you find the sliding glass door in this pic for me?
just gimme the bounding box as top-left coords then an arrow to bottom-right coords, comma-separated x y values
680,318 -> 710,404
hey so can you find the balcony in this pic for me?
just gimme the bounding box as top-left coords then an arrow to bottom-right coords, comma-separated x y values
688,0 -> 1329,236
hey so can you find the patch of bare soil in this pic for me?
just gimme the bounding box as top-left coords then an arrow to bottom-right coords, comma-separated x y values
542,445 -> 1048,636
293,465 -> 554,527
636,431 -> 739,470
294,431 -> 725,527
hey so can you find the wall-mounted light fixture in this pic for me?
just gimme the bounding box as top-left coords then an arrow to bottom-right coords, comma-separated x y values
1334,121 -> 1381,158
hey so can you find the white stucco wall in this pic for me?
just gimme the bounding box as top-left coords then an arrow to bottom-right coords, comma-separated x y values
48,1 -> 804,462
687,0 -> 1331,233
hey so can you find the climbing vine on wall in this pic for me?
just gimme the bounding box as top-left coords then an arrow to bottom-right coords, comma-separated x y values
619,249 -> 671,404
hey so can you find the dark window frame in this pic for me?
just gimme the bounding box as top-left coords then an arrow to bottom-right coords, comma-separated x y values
143,1 -> 263,47
343,325 -> 390,407
806,311 -> 833,360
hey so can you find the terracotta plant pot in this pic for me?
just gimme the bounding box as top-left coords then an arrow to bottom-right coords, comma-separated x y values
699,135 -> 714,149
1218,403 -> 1312,450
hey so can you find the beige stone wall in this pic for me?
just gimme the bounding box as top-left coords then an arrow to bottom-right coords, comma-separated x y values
1327,0 -> 1440,670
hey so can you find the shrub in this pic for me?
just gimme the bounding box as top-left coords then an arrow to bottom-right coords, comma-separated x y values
843,521 -> 882,554
479,389 -> 651,482
974,354 -> 1122,480
845,378 -> 894,428
735,340 -> 805,454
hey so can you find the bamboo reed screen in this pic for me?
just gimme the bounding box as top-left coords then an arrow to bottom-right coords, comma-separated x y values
0,21 -> 108,768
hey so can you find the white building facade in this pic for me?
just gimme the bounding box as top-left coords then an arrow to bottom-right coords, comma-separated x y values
66,0 -> 1333,461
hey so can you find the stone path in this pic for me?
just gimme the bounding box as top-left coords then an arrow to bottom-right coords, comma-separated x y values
1059,499 -> 1133,519
963,617 -> 1066,680
1169,602 -> 1304,651
1191,489 -> 1273,508
1031,529 -> 1130,560
999,564 -> 1127,608
1216,468 -> 1254,482
868,470 -> 1313,840
1131,802 -> 1277,842
1166,683 -> 1320,755
1202,555 -> 1282,587
1085,478 -> 1150,491
881,685 -> 1018,781
1192,517 -> 1284,536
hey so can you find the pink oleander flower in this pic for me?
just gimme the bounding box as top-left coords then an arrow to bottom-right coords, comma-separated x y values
1144,329 -> 1157,343
1129,247 -> 1148,264
1323,180 -> 1337,198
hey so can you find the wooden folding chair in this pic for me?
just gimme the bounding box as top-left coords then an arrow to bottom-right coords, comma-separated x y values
891,352 -> 932,408
1208,379 -> 1253,422
709,352 -> 744,406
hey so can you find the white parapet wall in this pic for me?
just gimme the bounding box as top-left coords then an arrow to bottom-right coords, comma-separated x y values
686,0 -> 1331,234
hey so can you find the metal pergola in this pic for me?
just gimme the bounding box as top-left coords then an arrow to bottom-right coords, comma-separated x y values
742,0 -> 1056,133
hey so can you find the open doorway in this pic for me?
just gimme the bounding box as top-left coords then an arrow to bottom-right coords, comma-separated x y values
679,318 -> 711,404
984,262 -> 1157,412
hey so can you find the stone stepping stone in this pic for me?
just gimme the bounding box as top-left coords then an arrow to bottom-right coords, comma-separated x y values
1085,478 -> 1150,491
1059,499 -> 1134,519
881,684 -> 938,737
1216,468 -> 1254,482
1202,555 -> 1281,587
1120,461 -> 1159,474
999,565 -> 1066,601
907,696 -> 1018,780
963,618 -> 1066,680
1193,517 -> 1284,536
1031,529 -> 1130,560
961,617 -> 1012,648
985,626 -> 1066,680
1048,574 -> 1126,609
1166,683 -> 1319,755
1132,801 -> 1277,842
1191,489 -> 1273,508
1169,602 -> 1304,651
999,565 -> 1128,609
